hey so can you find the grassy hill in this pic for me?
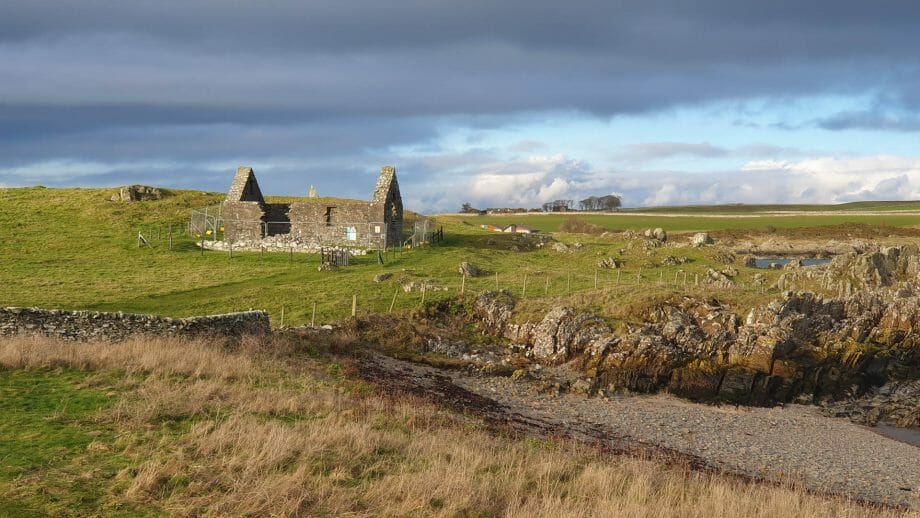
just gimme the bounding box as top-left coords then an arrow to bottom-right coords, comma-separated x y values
3,186 -> 919,326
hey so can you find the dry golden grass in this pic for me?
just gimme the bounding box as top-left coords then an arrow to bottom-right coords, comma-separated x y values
0,335 -> 910,517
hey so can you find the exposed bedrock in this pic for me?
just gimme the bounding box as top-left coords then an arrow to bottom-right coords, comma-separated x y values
473,246 -> 920,412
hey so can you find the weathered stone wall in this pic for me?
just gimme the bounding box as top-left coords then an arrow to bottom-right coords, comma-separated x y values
222,201 -> 265,241
0,307 -> 271,342
372,165 -> 403,246
289,201 -> 385,248
217,165 -> 403,249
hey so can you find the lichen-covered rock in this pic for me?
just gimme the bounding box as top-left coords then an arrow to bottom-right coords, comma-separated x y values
458,261 -> 482,277
642,228 -> 667,242
705,268 -> 735,288
833,245 -> 920,288
401,280 -> 446,293
691,232 -> 714,247
597,257 -> 622,269
473,290 -> 516,336
663,256 -> 689,266
531,307 -> 610,363
720,266 -> 739,278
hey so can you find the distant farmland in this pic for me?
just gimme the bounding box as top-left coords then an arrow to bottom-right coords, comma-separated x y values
450,207 -> 920,233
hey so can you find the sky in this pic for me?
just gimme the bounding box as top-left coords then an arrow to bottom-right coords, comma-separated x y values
2,1 -> 920,211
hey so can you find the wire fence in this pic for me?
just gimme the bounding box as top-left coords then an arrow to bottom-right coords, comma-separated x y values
133,221 -> 840,328
263,265 -> 841,328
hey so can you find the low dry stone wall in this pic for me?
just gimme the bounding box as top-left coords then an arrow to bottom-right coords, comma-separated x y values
0,307 -> 271,342
202,238 -> 369,255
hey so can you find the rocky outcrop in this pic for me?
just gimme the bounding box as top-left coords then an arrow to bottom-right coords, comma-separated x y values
472,254 -> 920,408
474,290 -> 516,336
732,238 -> 873,257
110,185 -> 163,202
530,307 -> 611,363
831,245 -> 920,288
825,380 -> 920,427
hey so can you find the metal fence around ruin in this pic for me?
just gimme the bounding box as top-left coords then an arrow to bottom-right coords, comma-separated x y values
407,216 -> 442,247
191,207 -> 387,249
191,207 -> 444,251
189,205 -> 222,238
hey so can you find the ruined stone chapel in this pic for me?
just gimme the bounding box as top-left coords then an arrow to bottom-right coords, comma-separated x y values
221,165 -> 403,249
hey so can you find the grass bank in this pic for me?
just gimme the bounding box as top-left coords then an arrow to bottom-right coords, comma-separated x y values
0,335 -> 904,517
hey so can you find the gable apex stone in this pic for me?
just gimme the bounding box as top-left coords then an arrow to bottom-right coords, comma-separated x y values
226,166 -> 265,203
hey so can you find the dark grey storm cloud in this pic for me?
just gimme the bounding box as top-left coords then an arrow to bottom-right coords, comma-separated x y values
814,110 -> 920,132
3,0 -> 920,118
2,1 -> 920,206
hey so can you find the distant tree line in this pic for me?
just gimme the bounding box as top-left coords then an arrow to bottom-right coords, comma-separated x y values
460,194 -> 622,214
577,195 -> 622,211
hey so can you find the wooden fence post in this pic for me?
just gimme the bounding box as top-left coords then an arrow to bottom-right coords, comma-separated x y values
461,274 -> 466,295
522,274 -> 528,297
352,294 -> 357,317
389,289 -> 398,313
280,306 -> 285,328
311,302 -> 316,328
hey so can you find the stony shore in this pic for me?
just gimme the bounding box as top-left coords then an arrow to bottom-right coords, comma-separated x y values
360,352 -> 920,509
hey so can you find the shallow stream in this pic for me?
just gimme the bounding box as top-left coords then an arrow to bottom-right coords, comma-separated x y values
872,422 -> 920,447
753,258 -> 832,268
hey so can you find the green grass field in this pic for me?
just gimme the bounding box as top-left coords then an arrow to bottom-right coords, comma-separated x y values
0,369 -> 142,516
455,212 -> 920,233
2,186 -> 919,326
629,200 -> 920,214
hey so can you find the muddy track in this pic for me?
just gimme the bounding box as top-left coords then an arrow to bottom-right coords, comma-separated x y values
357,351 -> 918,510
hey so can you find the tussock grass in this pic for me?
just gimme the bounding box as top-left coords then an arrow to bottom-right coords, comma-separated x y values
0,335 -> 906,517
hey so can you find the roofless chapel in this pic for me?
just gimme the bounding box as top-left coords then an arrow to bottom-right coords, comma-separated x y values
220,165 -> 404,250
